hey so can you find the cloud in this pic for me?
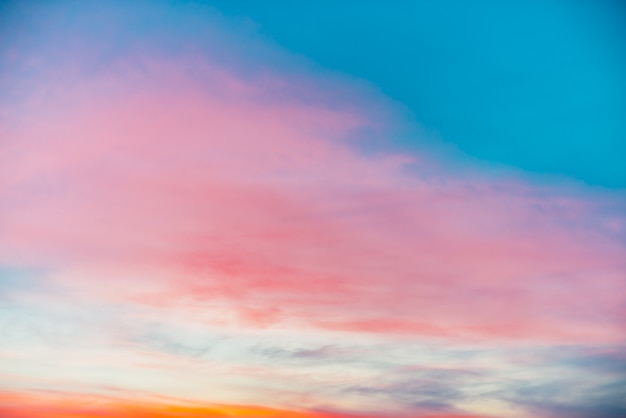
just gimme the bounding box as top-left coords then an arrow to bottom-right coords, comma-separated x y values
133,328 -> 213,359
545,345 -> 626,375
1,1 -> 625,349
345,379 -> 462,412
255,345 -> 353,362
491,348 -> 626,418
0,389 -> 496,418
509,391 -> 626,418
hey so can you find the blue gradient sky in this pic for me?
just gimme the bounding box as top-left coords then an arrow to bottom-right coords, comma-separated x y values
206,0 -> 626,187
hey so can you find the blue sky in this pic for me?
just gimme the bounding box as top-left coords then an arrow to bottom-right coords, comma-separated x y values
206,0 -> 626,187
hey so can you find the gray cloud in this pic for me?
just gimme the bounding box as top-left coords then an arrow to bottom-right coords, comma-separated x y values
552,345 -> 626,375
255,344 -> 352,362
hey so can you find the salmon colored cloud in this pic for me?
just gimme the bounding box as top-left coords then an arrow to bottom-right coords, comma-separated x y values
1,49 -> 625,345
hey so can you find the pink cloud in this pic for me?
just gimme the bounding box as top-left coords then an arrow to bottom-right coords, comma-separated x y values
1,48 -> 625,345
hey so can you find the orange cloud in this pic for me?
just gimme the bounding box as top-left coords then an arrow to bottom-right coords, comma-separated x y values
0,390 -> 493,418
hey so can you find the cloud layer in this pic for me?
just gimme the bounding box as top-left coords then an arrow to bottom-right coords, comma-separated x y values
3,41 -> 624,342
1,2 -> 625,417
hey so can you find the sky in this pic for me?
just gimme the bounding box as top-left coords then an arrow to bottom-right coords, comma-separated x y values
0,1 -> 625,418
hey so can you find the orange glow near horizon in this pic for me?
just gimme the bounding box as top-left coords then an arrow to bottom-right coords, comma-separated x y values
0,390 -> 492,418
